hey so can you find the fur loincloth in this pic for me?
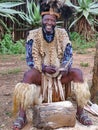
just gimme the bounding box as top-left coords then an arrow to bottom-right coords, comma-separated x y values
42,73 -> 65,103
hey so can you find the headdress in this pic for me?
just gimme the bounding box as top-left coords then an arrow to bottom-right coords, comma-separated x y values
39,0 -> 73,19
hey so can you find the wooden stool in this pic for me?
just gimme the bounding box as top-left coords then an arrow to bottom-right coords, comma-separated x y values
33,101 -> 76,129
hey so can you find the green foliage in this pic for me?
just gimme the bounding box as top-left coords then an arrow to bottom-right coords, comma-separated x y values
20,55 -> 26,61
22,0 -> 41,28
10,40 -> 25,54
0,1 -> 25,31
5,111 -> 12,117
65,0 -> 98,30
0,0 -> 23,2
0,33 -> 25,54
80,62 -> 89,67
70,32 -> 96,53
0,68 -> 22,75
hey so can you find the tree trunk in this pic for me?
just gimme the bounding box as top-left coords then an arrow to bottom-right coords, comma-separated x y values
91,43 -> 98,103
0,25 -> 4,40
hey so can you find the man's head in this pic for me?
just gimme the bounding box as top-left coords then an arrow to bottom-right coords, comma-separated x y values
40,0 -> 73,19
42,14 -> 56,34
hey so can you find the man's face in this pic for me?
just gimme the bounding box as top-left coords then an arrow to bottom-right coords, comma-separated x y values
42,14 -> 56,33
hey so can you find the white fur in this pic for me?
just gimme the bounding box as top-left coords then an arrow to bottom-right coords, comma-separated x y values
72,81 -> 90,107
13,83 -> 42,115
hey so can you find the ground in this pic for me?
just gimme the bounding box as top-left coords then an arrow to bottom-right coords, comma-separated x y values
0,48 -> 98,130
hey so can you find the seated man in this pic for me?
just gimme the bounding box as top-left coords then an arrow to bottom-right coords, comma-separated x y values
13,0 -> 92,129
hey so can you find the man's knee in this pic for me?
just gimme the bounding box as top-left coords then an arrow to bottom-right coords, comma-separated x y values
23,70 -> 32,83
70,68 -> 83,82
23,68 -> 41,84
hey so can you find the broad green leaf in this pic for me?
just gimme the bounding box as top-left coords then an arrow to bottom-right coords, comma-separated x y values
86,16 -> 93,26
24,0 -> 41,27
0,1 -> 26,31
89,1 -> 98,7
78,0 -> 84,7
0,19 -> 10,32
94,19 -> 98,25
89,8 -> 98,15
0,2 -> 24,8
65,0 -> 80,11
83,10 -> 89,19
0,8 -> 23,15
0,12 -> 7,17
90,3 -> 98,9
78,0 -> 86,8
69,14 -> 82,30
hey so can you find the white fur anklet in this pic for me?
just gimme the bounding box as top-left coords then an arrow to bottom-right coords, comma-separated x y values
72,80 -> 90,107
13,83 -> 42,115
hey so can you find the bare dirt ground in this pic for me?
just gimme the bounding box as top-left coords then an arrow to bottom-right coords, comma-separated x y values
0,48 -> 98,130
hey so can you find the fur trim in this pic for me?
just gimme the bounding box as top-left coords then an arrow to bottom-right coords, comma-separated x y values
12,83 -> 42,116
72,81 -> 90,107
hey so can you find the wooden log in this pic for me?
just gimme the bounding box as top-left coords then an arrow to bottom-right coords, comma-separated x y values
91,44 -> 98,103
33,101 -> 76,129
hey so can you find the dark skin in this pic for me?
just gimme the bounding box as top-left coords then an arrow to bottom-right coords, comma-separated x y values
13,14 -> 92,130
23,68 -> 83,85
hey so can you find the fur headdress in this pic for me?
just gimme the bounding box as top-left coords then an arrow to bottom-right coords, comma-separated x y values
39,0 -> 74,19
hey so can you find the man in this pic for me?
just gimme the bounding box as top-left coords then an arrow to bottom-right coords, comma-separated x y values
13,0 -> 92,129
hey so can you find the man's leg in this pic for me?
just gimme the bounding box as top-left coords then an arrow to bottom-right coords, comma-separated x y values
13,68 -> 42,130
13,108 -> 27,130
73,81 -> 92,126
23,68 -> 42,85
61,68 -> 92,126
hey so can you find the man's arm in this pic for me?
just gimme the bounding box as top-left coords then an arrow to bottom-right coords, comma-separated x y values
61,43 -> 73,71
25,36 -> 56,74
25,39 -> 34,68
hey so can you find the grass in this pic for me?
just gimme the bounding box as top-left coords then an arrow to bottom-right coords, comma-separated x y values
0,54 -> 25,76
20,55 -> 26,61
0,68 -> 22,75
80,62 -> 89,67
70,32 -> 96,54
72,41 -> 96,54
5,111 -> 12,117
0,54 -> 25,61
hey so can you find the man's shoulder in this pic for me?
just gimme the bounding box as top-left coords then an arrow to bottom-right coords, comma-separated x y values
56,27 -> 65,31
28,27 -> 42,34
56,28 -> 69,36
27,28 -> 42,41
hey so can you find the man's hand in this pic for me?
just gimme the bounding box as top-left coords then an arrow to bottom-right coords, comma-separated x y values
42,64 -> 56,74
45,66 -> 57,74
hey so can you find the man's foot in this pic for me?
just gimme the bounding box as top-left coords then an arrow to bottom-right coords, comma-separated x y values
76,111 -> 93,126
13,116 -> 27,130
